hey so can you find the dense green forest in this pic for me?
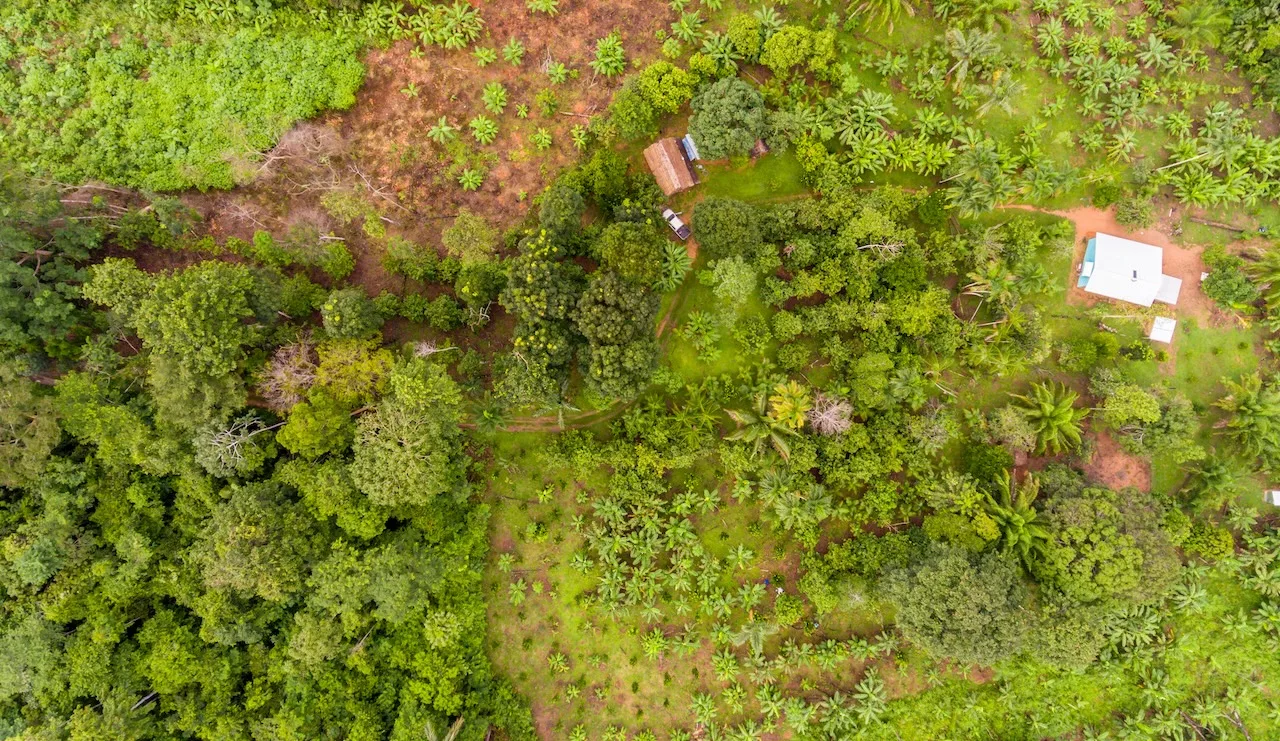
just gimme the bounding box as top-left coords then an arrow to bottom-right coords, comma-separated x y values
8,0 -> 1280,739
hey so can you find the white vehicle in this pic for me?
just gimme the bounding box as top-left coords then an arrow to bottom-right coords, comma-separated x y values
662,208 -> 691,240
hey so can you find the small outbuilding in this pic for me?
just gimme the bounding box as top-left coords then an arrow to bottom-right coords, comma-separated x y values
1078,233 -> 1182,307
644,138 -> 698,196
1148,316 -> 1177,344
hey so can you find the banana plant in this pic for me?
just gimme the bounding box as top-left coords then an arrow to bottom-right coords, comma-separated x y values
469,115 -> 498,144
481,82 -> 507,114
590,31 -> 626,76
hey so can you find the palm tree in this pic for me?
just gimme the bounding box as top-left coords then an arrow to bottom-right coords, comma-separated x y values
1035,17 -> 1065,55
1168,1 -> 1231,51
1183,453 -> 1245,512
857,0 -> 914,32
923,470 -> 984,515
1011,382 -> 1088,454
726,394 -> 800,460
1136,34 -> 1176,70
975,73 -> 1025,118
702,32 -> 741,71
985,471 -> 1049,568
425,717 -> 464,741
1247,248 -> 1280,314
945,28 -> 999,92
1215,373 -> 1280,464
964,261 -> 1019,315
731,620 -> 779,655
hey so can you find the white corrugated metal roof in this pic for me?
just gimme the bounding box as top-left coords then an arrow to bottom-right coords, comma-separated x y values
1155,275 -> 1182,305
1082,233 -> 1177,307
1148,316 -> 1177,344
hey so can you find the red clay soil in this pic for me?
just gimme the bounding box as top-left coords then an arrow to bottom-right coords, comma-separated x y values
180,0 -> 672,301
1082,429 -> 1152,492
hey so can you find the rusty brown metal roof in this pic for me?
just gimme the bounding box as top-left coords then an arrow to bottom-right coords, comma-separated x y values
643,138 -> 696,196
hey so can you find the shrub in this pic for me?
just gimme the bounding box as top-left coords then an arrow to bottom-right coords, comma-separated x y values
595,222 -> 664,285
726,14 -> 763,60
383,237 -> 441,282
443,209 -> 499,265
731,315 -> 772,355
688,78 -> 767,160
917,191 -> 947,226
425,295 -> 464,331
399,293 -> 430,323
455,262 -> 507,310
1092,182 -> 1122,208
777,342 -> 810,371
277,392 -> 354,460
321,289 -> 382,339
759,25 -> 812,75
884,546 -> 1029,666
1094,331 -> 1120,360
1184,522 -> 1235,561
278,274 -> 327,318
772,594 -> 805,626
772,311 -> 803,343
1201,248 -> 1260,310
692,197 -> 761,260
606,61 -> 697,141
963,443 -> 1014,493
1058,337 -> 1099,372
539,184 -> 586,240
1121,340 -> 1155,361
372,291 -> 401,319
1115,197 -> 1155,228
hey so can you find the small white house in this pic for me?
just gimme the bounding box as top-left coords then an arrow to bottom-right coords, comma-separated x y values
1078,233 -> 1183,307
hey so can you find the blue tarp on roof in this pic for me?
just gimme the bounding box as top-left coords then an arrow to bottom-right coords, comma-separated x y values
1078,237 -> 1097,288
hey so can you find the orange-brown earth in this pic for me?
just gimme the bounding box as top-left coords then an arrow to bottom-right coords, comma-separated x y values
184,0 -> 670,298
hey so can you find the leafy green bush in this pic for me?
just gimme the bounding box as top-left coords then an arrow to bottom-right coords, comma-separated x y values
425,295 -> 465,332
688,77 -> 768,159
321,288 -> 382,339
1091,182 -> 1122,208
1115,197 -> 1155,228
777,342 -> 810,371
772,594 -> 805,626
3,7 -> 370,190
1184,522 -> 1235,561
1202,248 -> 1260,310
691,197 -> 762,260
884,546 -> 1029,665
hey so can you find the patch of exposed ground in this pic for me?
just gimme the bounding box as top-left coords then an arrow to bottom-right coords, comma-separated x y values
181,0 -> 670,299
1083,429 -> 1152,492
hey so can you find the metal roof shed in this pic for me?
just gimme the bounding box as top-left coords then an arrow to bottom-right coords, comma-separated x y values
643,138 -> 697,196
1148,316 -> 1177,344
1078,233 -> 1182,307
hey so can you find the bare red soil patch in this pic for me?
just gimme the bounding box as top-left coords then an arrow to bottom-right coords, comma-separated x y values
1083,429 -> 1152,492
178,0 -> 670,299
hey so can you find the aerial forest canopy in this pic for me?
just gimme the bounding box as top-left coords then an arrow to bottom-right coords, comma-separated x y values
7,0 -> 1280,738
